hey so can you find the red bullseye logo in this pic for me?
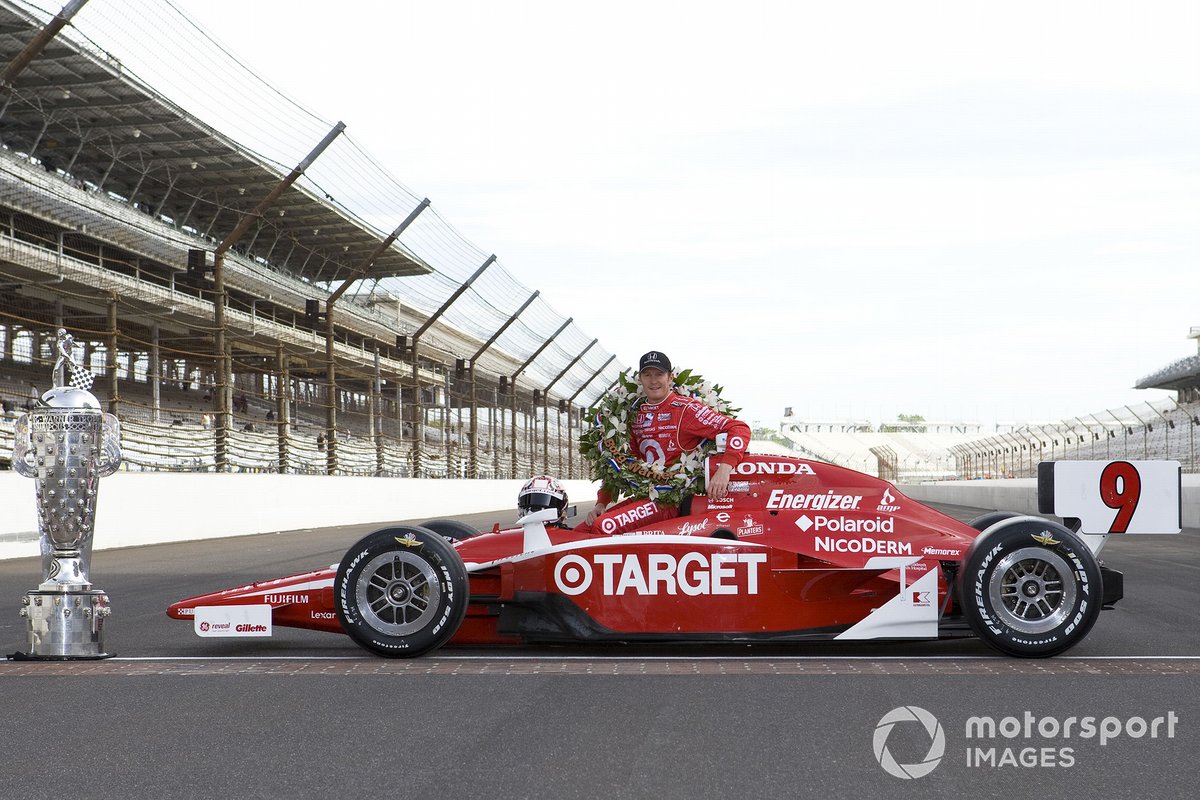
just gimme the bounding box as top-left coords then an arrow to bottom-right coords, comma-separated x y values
554,555 -> 594,595
600,517 -> 618,534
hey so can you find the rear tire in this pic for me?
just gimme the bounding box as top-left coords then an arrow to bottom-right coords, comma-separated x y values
960,516 -> 1102,658
420,518 -> 481,542
335,526 -> 468,658
966,511 -> 1020,532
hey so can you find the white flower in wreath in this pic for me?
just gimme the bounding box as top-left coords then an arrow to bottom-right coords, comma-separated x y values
675,451 -> 705,481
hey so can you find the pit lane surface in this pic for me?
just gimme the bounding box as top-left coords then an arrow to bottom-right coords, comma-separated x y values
1,503 -> 1196,799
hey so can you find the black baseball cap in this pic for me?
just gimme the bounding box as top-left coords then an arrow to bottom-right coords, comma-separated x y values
638,351 -> 672,373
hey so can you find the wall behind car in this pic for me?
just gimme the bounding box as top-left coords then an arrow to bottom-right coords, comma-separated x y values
899,475 -> 1200,529
0,474 -> 598,560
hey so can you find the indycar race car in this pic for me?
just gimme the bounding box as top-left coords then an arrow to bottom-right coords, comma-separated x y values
167,454 -> 1181,658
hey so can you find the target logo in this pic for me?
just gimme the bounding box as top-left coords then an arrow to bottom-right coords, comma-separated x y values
554,555 -> 593,595
728,436 -> 745,450
552,551 -> 765,596
596,500 -> 658,534
873,706 -> 945,779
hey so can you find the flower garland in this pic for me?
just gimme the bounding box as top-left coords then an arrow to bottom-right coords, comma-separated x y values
579,367 -> 738,508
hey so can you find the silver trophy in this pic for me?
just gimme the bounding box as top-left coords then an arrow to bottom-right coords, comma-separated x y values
11,329 -> 121,659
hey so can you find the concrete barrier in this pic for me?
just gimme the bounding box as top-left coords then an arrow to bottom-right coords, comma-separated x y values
0,473 -> 598,560
5,469 -> 1191,561
899,474 -> 1200,528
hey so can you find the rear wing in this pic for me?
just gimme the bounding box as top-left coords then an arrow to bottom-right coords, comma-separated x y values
1038,460 -> 1182,535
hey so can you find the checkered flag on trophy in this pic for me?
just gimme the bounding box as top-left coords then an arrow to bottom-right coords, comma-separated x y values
52,329 -> 94,393
67,365 -> 95,392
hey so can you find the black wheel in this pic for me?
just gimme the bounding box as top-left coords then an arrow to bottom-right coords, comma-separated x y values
334,526 -> 469,658
960,516 -> 1102,658
420,518 -> 481,542
966,511 -> 1021,532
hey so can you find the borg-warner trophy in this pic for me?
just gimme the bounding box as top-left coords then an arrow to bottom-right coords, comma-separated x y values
11,329 -> 121,659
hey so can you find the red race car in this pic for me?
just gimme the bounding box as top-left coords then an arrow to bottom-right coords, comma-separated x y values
167,454 -> 1181,658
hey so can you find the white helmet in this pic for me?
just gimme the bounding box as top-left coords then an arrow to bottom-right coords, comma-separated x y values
518,475 -> 568,523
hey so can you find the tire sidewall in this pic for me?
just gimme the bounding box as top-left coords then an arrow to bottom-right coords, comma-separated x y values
419,518 -> 481,542
961,517 -> 1102,658
335,526 -> 468,658
966,511 -> 1021,532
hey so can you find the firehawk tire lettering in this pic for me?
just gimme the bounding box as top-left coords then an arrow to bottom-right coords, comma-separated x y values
959,517 -> 1101,658
334,525 -> 469,658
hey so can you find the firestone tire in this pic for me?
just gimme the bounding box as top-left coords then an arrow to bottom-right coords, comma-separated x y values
960,516 -> 1102,658
420,518 -> 481,542
335,526 -> 469,658
966,511 -> 1021,532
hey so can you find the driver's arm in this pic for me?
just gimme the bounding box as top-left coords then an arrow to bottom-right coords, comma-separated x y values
708,462 -> 734,500
585,501 -> 609,525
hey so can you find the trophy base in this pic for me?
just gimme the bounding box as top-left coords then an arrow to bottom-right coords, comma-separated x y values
17,589 -> 113,659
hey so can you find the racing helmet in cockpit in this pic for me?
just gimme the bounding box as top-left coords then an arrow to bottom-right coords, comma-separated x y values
518,475 -> 568,526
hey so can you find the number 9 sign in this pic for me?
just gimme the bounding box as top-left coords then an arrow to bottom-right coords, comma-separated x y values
1038,460 -> 1181,535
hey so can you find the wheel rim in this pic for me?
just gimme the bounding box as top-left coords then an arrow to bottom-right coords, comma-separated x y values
987,547 -> 1076,634
355,551 -> 441,635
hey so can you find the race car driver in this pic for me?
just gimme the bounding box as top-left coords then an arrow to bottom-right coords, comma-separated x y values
579,350 -> 750,535
517,474 -> 571,528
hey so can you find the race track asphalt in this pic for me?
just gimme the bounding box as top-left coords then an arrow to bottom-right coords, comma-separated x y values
0,502 -> 1197,799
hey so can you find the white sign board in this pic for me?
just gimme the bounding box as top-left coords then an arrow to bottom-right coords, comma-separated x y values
194,604 -> 273,637
1042,461 -> 1181,535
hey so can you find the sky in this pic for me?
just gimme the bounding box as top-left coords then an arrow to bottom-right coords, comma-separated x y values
164,0 -> 1199,427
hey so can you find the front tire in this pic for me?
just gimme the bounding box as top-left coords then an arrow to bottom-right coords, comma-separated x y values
960,516 -> 1102,658
420,518 -> 481,542
335,526 -> 469,658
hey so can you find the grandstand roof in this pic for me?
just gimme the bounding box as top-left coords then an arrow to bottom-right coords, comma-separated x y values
1135,326 -> 1200,391
1135,354 -> 1200,391
0,1 -> 428,284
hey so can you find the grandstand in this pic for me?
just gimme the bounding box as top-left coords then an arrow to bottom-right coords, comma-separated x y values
777,327 -> 1200,482
1136,326 -> 1200,404
779,419 -> 987,482
953,327 -> 1200,479
0,0 -> 623,479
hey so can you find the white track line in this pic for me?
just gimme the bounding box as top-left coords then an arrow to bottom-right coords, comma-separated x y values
104,654 -> 1200,662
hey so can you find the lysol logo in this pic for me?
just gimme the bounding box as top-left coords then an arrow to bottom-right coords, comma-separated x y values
553,552 -> 767,596
735,462 -> 815,476
766,490 -> 863,510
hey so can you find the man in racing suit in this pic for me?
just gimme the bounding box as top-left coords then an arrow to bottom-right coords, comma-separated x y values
579,350 -> 751,535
